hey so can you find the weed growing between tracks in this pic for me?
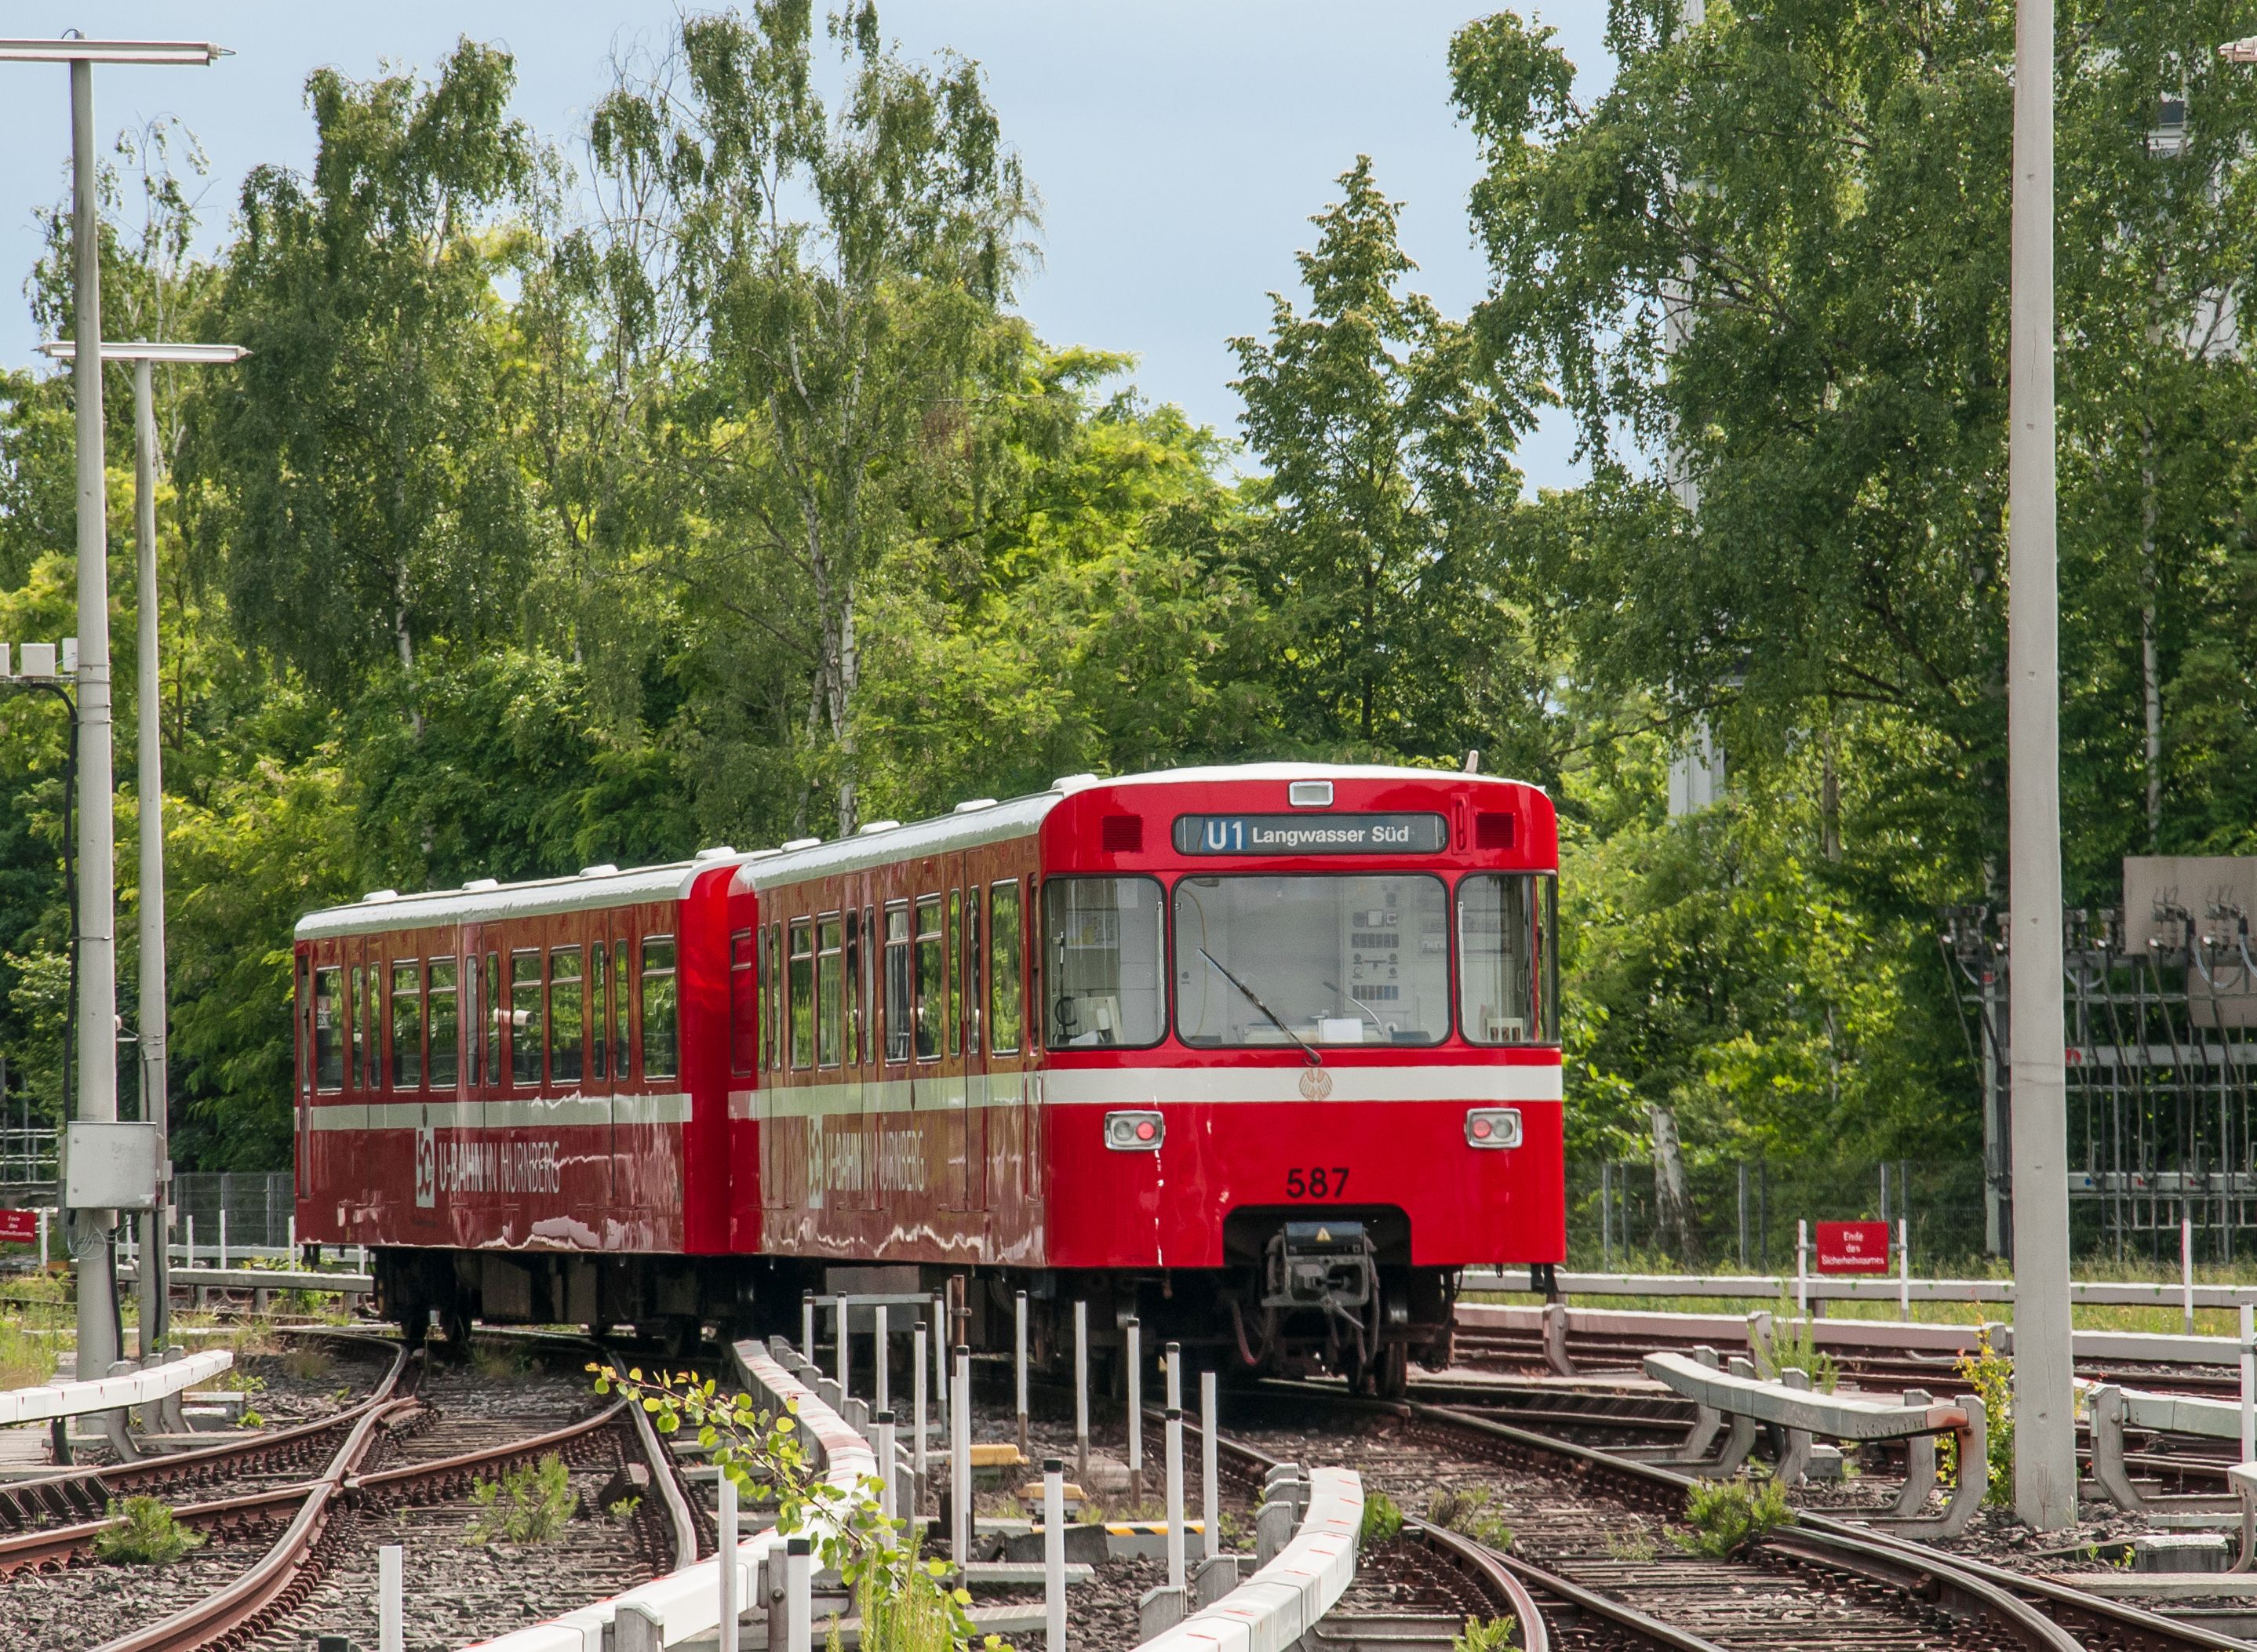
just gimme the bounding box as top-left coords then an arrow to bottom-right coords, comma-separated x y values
1360,1490 -> 1404,1545
1676,1477 -> 1796,1559
1424,1486 -> 1513,1549
1758,1306 -> 1840,1391
1939,1327 -> 2014,1505
466,1454 -> 580,1545
593,1363 -> 1011,1652
93,1496 -> 205,1564
1450,1616 -> 1518,1652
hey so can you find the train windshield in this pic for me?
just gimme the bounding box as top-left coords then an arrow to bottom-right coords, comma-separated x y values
1173,875 -> 1450,1047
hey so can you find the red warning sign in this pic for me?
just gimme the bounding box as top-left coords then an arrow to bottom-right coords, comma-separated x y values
1815,1220 -> 1891,1275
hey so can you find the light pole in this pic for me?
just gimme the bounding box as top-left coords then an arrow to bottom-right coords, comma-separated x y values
0,36 -> 226,1437
37,340 -> 246,1360
2007,0 -> 2074,1530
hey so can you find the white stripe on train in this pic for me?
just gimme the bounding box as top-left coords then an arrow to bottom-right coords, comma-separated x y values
303,1063 -> 1562,1133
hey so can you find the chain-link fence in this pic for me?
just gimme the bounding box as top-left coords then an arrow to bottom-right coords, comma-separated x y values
170,1172 -> 295,1252
1571,1156 -> 1993,1272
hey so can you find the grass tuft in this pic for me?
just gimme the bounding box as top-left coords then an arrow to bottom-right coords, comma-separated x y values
1360,1490 -> 1403,1545
1451,1615 -> 1519,1652
94,1497 -> 205,1565
465,1454 -> 578,1545
1674,1476 -> 1795,1559
1425,1485 -> 1513,1549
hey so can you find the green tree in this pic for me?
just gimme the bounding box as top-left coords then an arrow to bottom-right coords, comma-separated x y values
1231,158 -> 1549,766
588,1 -> 1036,833
186,39 -> 541,711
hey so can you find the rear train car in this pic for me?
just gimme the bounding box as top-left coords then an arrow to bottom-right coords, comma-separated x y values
294,763 -> 1563,1387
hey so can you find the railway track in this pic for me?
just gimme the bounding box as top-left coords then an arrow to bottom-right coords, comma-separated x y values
1219,1382 -> 2252,1652
0,1331 -> 697,1652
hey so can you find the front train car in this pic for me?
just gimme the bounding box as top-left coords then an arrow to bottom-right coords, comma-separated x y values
1033,766 -> 1560,1389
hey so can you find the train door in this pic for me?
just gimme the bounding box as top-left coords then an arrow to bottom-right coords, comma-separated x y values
757,909 -> 793,1221
605,914 -> 639,1242
937,856 -> 977,1214
585,908 -> 614,1223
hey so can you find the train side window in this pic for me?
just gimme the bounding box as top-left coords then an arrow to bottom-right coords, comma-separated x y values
913,898 -> 943,1060
946,890 -> 963,1056
817,916 -> 844,1067
464,956 -> 482,1086
965,891 -> 981,1056
760,926 -> 779,1072
348,963 -> 365,1090
1457,873 -> 1559,1046
511,950 -> 544,1085
591,941 -> 609,1080
428,958 -> 459,1087
862,906 -> 877,1067
989,882 -> 1024,1054
391,961 -> 425,1090
314,966 -> 344,1092
612,941 -> 629,1076
484,953 -> 502,1085
787,920 -> 814,1069
643,936 -> 679,1080
884,905 -> 912,1062
551,946 -> 585,1083
1042,876 -> 1166,1049
730,928 -> 757,1077
843,912 -> 861,1066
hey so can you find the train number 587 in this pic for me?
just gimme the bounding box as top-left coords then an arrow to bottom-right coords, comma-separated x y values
1284,1167 -> 1349,1199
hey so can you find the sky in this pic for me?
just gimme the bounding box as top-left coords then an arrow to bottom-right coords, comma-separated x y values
0,2 -> 1614,493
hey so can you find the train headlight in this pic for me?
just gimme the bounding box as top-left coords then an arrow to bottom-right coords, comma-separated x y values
1105,1110 -> 1165,1152
1465,1108 -> 1522,1149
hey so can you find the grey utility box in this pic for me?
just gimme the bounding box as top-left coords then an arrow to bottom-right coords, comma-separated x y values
64,1120 -> 161,1210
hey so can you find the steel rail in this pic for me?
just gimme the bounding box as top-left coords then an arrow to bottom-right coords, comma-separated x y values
89,1345 -> 420,1652
0,1328 -> 406,1531
1397,1392 -> 2249,1652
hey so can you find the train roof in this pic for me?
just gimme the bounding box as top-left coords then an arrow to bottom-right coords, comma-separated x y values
734,762 -> 1543,893
294,762 -> 1545,938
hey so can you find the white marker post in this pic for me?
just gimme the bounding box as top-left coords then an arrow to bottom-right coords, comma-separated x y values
785,1536 -> 812,1652
1898,1218 -> 1910,1323
914,1323 -> 930,1484
1126,1315 -> 1144,1502
1164,1340 -> 1181,1410
1074,1300 -> 1090,1484
217,1208 -> 228,1271
874,1303 -> 889,1417
378,1543 -> 404,1652
803,1291 -> 815,1359
717,1469 -> 740,1652
1795,1220 -> 1808,1315
1015,1290 -> 1030,1457
1043,1457 -> 1067,1652
2241,1301 -> 2254,1465
875,1410 -> 897,1525
934,1293 -> 948,1407
184,1214 -> 195,1269
836,1296 -> 850,1396
1200,1370 -> 1218,1556
952,1345 -> 973,1568
2183,1215 -> 2197,1335
1164,1406 -> 1185,1592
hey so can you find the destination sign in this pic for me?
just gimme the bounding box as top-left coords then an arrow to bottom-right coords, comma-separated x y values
1172,813 -> 1448,857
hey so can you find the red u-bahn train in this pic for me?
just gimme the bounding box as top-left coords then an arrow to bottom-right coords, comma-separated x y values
293,763 -> 1562,1389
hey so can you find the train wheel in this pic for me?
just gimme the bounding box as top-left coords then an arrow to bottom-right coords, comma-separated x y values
1374,1341 -> 1410,1400
435,1304 -> 475,1364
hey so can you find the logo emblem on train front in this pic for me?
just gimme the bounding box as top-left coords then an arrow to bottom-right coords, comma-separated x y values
415,1126 -> 436,1209
1299,1067 -> 1333,1101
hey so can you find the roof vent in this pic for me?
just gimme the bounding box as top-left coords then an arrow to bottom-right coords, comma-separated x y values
363,889 -> 400,904
1101,814 -> 1144,853
693,845 -> 737,861
580,863 -> 621,878
1288,781 -> 1334,809
953,797 -> 999,814
781,836 -> 821,852
1051,772 -> 1100,793
462,878 -> 500,892
859,819 -> 903,835
1475,813 -> 1516,850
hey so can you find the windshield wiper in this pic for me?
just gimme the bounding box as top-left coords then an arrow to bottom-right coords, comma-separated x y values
1322,980 -> 1385,1032
1199,946 -> 1320,1066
